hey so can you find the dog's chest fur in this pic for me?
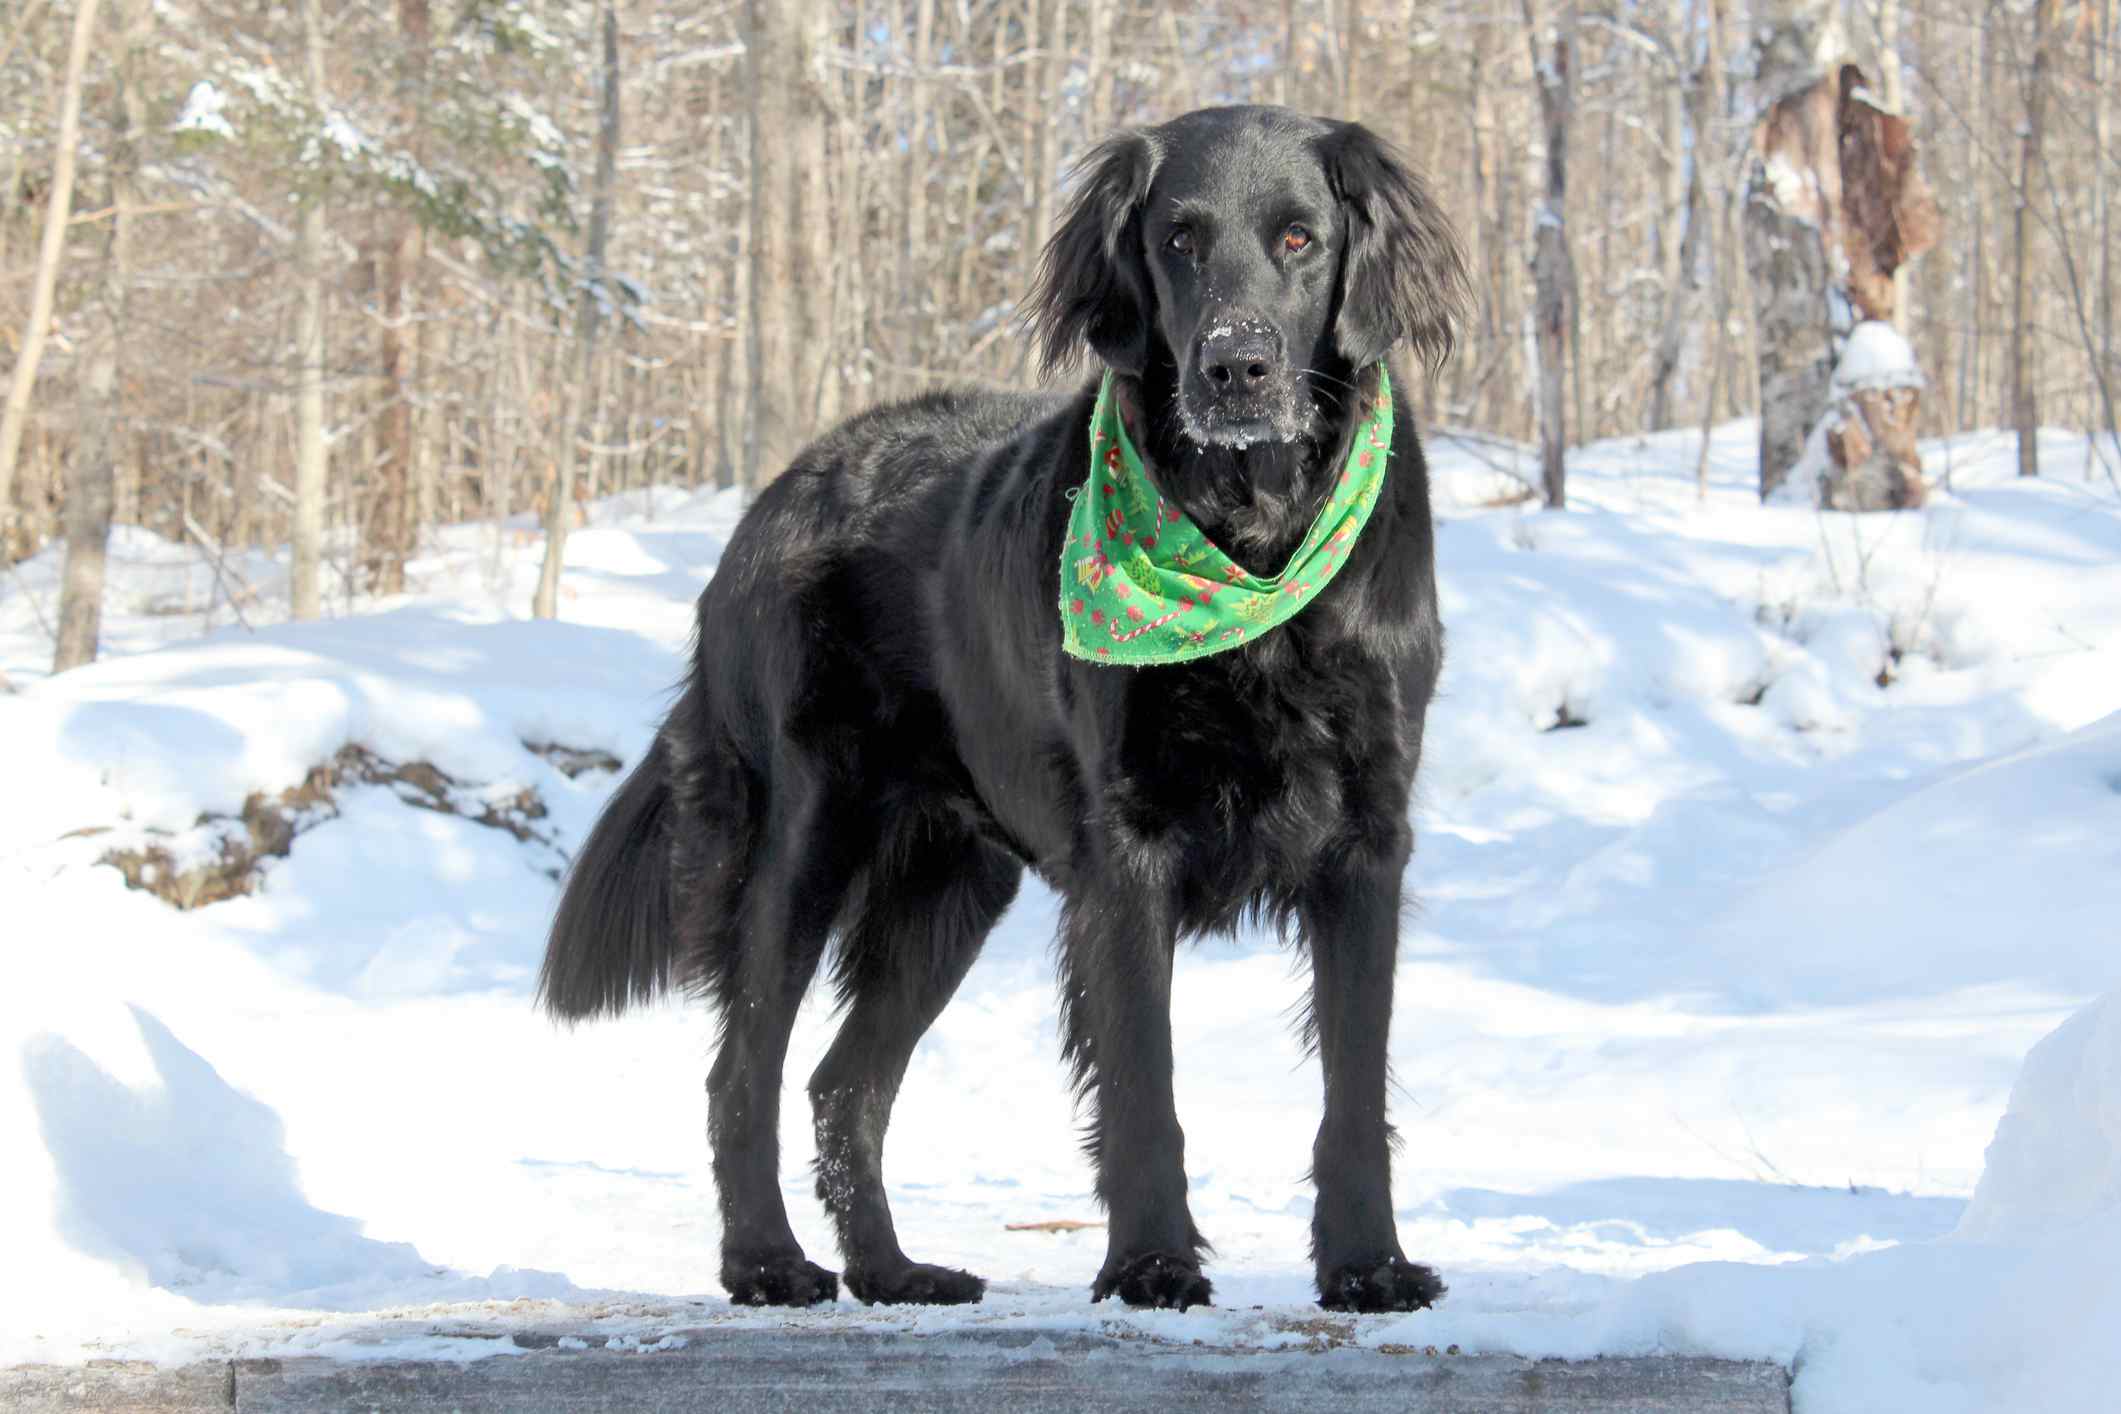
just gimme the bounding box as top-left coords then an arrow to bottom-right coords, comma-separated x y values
1072,395 -> 1415,927
1085,628 -> 1409,932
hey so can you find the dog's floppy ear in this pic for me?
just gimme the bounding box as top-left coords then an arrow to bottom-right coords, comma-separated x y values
1323,122 -> 1470,374
1026,131 -> 1160,377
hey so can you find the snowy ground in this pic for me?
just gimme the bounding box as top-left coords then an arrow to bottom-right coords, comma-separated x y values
3,421 -> 2118,1411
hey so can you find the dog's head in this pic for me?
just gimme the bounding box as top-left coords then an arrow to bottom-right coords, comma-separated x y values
1028,106 -> 1469,447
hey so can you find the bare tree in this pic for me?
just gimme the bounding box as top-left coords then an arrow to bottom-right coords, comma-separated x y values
744,0 -> 805,487
0,0 -> 102,557
533,0 -> 621,621
900,0 -> 935,401
55,0 -> 152,671
2101,0 -> 2116,424
2099,0 -> 2115,422
55,337 -> 118,670
1693,0 -> 1734,496
1744,17 -> 1835,502
1646,0 -> 1715,431
1524,0 -> 1578,509
291,0 -> 331,620
371,0 -> 433,596
2012,0 -> 2060,477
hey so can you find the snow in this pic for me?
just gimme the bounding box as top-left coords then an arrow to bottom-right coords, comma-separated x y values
320,111 -> 369,161
1761,153 -> 1823,226
4,425 -> 2120,1410
1833,320 -> 1924,394
1956,993 -> 2121,1243
1774,323 -> 1932,509
502,94 -> 567,156
172,81 -> 235,140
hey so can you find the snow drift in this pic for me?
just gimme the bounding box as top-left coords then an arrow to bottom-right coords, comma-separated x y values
4,425 -> 2119,1411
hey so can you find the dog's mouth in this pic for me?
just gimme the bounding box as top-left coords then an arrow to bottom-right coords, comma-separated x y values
1176,378 -> 1320,448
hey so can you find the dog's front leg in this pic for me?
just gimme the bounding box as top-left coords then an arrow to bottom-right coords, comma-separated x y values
1302,846 -> 1446,1313
1060,886 -> 1212,1310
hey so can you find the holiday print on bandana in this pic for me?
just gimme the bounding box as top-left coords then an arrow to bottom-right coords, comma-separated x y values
1059,367 -> 1394,666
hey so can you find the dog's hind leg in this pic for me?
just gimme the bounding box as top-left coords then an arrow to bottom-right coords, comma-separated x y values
808,810 -> 1021,1305
707,763 -> 863,1308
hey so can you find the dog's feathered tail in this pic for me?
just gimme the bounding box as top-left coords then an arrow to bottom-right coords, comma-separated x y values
538,739 -> 679,1022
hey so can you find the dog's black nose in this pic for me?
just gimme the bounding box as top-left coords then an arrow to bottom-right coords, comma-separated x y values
1197,321 -> 1281,395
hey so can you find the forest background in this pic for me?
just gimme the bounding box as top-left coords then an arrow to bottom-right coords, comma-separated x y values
0,0 -> 2111,658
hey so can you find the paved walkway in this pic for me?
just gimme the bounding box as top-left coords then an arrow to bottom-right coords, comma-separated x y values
6,1326 -> 1788,1412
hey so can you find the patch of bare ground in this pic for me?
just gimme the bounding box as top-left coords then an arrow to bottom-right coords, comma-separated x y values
525,740 -> 623,778
99,742 -> 617,909
1268,1314 -> 1357,1351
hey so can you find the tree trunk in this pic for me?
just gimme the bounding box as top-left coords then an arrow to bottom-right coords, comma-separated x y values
696,71 -> 727,490
902,0 -> 934,398
1342,0 -> 1361,117
492,302 -> 526,556
1747,54 -> 1939,508
1961,9 -> 1991,428
1745,204 -> 1833,502
372,0 -> 432,596
716,129 -> 745,492
1022,0 -> 1063,335
1648,0 -> 1711,432
56,337 -> 118,671
798,5 -> 837,429
1278,0 -> 1296,109
1645,0 -> 1689,430
1875,0 -> 1909,331
2099,0 -> 2115,422
1524,0 -> 1576,510
292,0 -> 330,620
744,0 -> 814,487
410,227 -> 434,537
1744,21 -> 1834,502
2013,0 -> 2057,478
1459,36 -> 1486,425
532,0 -> 620,620
0,0 -> 102,560
1695,0 -> 1730,493
55,0 -> 151,671
1087,0 -> 1112,135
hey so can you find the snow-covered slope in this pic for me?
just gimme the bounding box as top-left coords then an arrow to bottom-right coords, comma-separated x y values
4,424 -> 2119,1410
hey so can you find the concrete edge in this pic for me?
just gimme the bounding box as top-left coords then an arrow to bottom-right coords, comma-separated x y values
2,1326 -> 1793,1413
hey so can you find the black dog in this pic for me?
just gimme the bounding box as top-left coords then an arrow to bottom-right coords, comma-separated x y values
539,105 -> 1468,1314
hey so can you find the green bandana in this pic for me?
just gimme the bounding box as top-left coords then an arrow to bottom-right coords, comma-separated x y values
1059,369 -> 1393,666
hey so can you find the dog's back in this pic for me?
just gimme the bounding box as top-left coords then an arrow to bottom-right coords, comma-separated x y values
537,384 -> 1065,1026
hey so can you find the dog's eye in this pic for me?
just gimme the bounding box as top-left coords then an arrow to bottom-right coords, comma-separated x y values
1283,225 -> 1312,254
1166,228 -> 1195,256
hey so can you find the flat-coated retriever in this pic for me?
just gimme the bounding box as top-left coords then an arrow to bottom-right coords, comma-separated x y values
539,104 -> 1468,1314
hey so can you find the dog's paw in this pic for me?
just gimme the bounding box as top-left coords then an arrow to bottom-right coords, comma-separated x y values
844,1261 -> 986,1306
722,1254 -> 840,1307
1091,1250 -> 1213,1311
1316,1255 -> 1446,1313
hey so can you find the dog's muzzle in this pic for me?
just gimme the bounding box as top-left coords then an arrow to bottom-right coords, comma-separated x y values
1185,316 -> 1311,445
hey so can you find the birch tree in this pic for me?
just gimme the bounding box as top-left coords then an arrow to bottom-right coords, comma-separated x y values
291,0 -> 330,620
